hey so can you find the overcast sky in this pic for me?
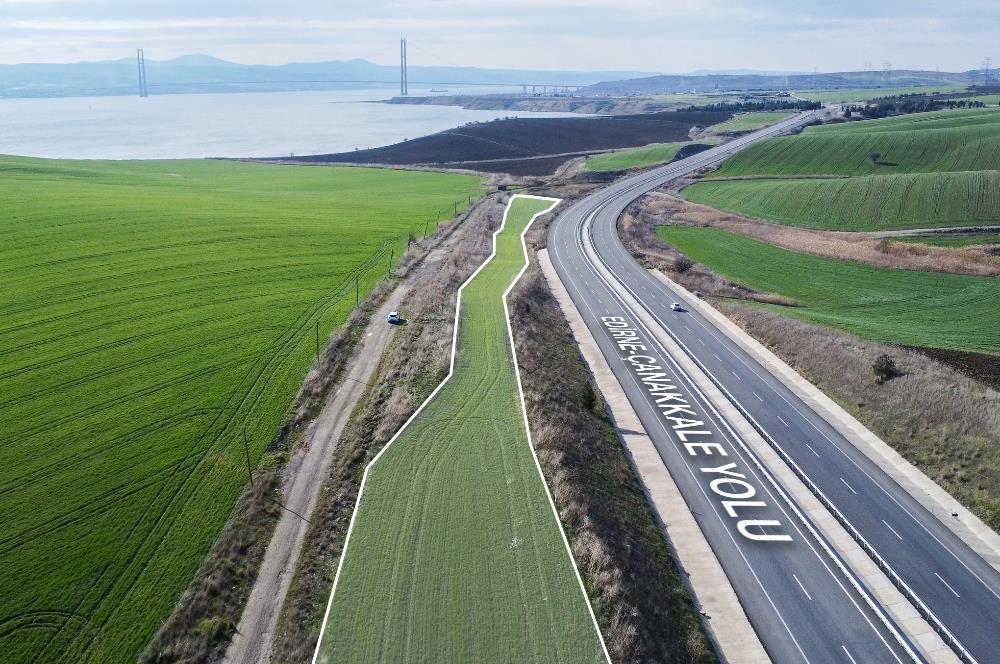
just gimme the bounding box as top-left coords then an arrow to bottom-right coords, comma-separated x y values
0,0 -> 996,72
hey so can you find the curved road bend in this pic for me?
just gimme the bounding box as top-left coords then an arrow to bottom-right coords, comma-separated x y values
548,113 -> 1000,663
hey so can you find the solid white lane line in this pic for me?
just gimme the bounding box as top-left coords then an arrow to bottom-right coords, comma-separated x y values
882,520 -> 903,541
842,645 -> 858,664
840,478 -> 858,495
805,443 -> 821,458
777,415 -> 790,428
792,573 -> 813,601
752,391 -> 763,402
935,572 -> 961,598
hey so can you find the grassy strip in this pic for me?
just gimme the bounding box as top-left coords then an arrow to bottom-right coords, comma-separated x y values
899,233 -> 1000,247
586,142 -> 688,172
710,111 -> 794,133
794,86 -> 966,103
314,197 -> 605,663
656,225 -> 1000,355
0,156 -> 481,664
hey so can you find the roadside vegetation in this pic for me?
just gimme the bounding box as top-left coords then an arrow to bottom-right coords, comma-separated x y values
656,225 -> 1000,355
708,111 -> 795,133
585,142 -> 689,172
715,302 -> 1000,531
313,197 -> 605,663
0,156 -> 481,664
510,251 -> 715,663
683,107 -> 1000,231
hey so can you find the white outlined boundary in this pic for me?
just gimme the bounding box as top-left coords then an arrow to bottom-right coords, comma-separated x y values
310,194 -> 612,664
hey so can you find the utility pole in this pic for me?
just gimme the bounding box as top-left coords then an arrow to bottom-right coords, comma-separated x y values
242,429 -> 254,487
355,274 -> 360,306
315,320 -> 320,359
388,248 -> 394,275
400,38 -> 408,96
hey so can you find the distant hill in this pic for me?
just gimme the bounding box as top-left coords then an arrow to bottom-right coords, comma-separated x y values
583,70 -> 982,95
0,54 -> 657,98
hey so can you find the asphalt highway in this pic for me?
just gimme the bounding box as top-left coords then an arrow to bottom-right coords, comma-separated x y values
547,113 -> 1000,663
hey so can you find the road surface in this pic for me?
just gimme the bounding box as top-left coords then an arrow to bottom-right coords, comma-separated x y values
548,113 -> 1000,664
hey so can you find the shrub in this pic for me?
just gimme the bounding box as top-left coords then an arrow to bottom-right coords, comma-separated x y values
872,354 -> 898,383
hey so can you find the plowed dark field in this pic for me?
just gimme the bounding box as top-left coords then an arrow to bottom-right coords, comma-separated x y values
291,111 -> 732,174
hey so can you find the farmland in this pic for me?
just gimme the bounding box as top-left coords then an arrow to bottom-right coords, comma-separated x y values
0,156 -> 482,664
315,196 -> 606,664
684,107 -> 1000,231
899,233 -> 1000,247
585,141 -> 688,172
656,225 -> 1000,355
710,111 -> 795,133
794,85 -> 966,103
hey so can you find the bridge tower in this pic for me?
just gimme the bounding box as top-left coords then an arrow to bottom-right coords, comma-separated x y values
400,38 -> 408,96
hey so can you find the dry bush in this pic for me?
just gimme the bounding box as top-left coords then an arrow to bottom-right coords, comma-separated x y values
640,190 -> 1000,277
269,196 -> 505,663
510,262 -> 714,664
718,301 -> 1000,530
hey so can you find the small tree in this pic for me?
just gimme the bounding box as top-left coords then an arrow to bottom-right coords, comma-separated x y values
869,152 -> 882,165
872,354 -> 898,384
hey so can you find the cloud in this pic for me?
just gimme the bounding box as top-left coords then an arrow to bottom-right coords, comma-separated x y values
4,16 -> 522,32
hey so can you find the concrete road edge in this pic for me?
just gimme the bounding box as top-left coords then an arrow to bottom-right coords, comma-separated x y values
539,248 -> 771,664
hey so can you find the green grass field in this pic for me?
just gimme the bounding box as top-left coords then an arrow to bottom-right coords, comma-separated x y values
684,107 -> 1000,231
316,196 -> 605,664
657,225 -> 1000,355
0,156 -> 482,664
711,111 -> 794,133
585,142 -> 688,172
898,233 -> 1000,247
794,86 -> 966,104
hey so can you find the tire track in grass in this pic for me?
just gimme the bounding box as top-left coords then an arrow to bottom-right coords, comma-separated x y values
312,195 -> 609,664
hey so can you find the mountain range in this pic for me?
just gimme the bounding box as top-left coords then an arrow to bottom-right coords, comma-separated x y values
0,54 -> 656,98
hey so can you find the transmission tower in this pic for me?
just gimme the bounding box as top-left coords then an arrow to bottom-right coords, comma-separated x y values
982,57 -> 993,83
882,60 -> 892,82
136,48 -> 148,97
400,38 -> 408,96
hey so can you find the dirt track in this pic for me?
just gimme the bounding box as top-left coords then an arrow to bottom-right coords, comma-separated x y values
223,289 -> 407,664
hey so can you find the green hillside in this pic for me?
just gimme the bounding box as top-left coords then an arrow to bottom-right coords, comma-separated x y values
684,170 -> 1000,231
0,156 -> 481,664
711,111 -> 795,133
586,142 -> 688,172
657,225 -> 1000,355
684,108 -> 1000,230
